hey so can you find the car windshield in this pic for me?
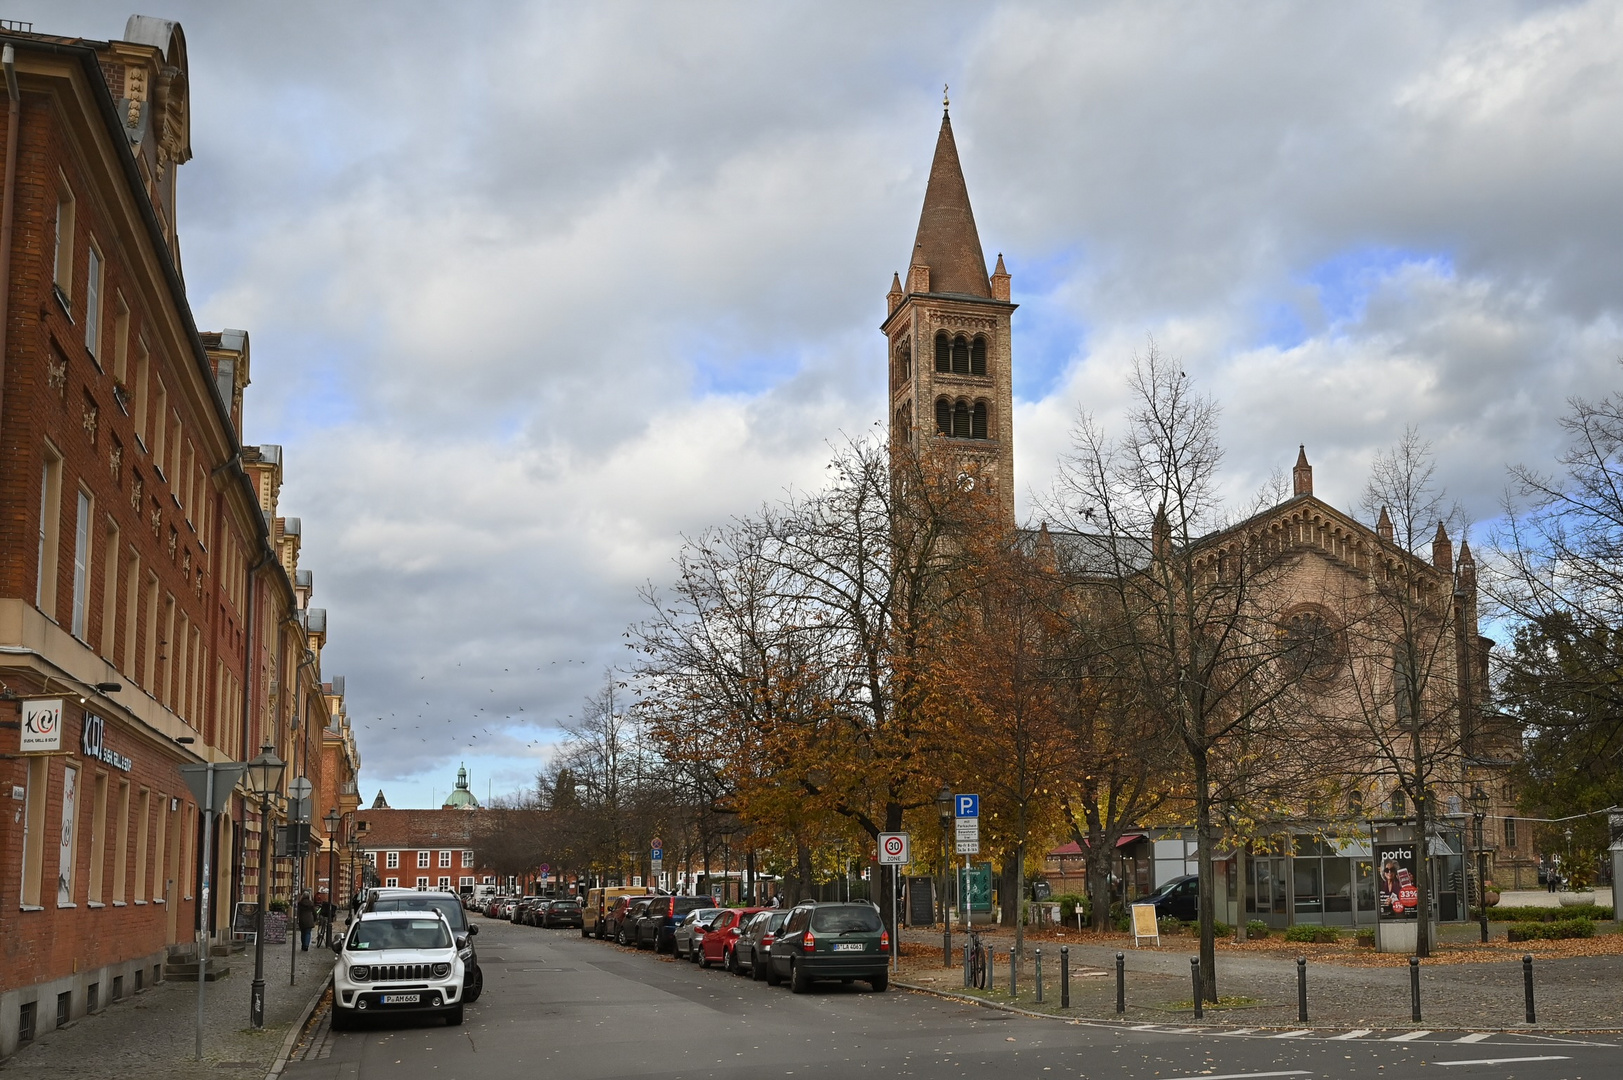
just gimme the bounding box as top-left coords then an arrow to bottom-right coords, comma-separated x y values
551,901 -> 579,910
810,907 -> 883,934
371,895 -> 466,930
349,918 -> 452,951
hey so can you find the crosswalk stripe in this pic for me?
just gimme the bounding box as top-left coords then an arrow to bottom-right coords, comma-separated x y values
1270,1030 -> 1313,1038
1330,1029 -> 1373,1040
1454,1033 -> 1493,1043
1387,1030 -> 1432,1041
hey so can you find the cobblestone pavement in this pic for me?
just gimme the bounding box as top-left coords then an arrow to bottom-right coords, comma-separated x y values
895,927 -> 1623,1031
1,943 -> 332,1080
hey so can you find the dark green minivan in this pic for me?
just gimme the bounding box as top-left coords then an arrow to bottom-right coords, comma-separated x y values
766,902 -> 889,992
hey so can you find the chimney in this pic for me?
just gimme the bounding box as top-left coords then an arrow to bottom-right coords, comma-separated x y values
1432,521 -> 1452,572
1376,506 -> 1393,543
1292,445 -> 1313,497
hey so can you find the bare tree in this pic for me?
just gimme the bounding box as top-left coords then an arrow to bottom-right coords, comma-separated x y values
1046,345 -> 1301,999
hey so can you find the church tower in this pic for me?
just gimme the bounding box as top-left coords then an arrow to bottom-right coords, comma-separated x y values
883,100 -> 1016,525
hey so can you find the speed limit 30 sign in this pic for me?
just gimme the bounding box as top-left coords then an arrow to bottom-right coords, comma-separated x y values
878,832 -> 910,865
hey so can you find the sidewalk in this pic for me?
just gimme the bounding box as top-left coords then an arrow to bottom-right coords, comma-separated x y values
0,943 -> 332,1080
895,924 -> 1623,1031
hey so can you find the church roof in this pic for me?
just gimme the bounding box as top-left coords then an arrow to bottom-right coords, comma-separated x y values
442,763 -> 481,810
371,789 -> 390,809
910,110 -> 992,299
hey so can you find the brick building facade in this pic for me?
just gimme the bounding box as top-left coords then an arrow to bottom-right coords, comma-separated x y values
0,16 -> 357,1059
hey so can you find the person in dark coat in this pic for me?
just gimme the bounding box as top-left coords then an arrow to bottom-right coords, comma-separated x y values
297,891 -> 317,951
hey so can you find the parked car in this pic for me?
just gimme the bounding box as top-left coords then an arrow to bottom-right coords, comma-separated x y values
542,898 -> 583,928
331,910 -> 466,1029
365,889 -> 484,1003
697,907 -> 769,969
523,900 -> 553,926
766,901 -> 888,993
735,910 -> 789,979
674,908 -> 723,961
585,886 -> 648,939
633,895 -> 716,953
607,896 -> 655,945
1140,875 -> 1199,922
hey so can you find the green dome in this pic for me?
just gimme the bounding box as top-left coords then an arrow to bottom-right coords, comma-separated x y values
442,763 -> 481,809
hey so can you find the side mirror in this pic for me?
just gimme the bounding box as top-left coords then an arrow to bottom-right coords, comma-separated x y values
467,924 -> 478,936
331,937 -> 343,954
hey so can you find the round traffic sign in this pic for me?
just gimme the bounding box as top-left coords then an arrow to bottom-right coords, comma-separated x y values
882,836 -> 905,857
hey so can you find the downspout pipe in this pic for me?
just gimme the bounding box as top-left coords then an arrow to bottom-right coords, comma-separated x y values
0,45 -> 22,439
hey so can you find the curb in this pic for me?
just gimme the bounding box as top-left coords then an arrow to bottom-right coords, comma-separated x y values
892,979 -> 1623,1037
265,973 -> 332,1080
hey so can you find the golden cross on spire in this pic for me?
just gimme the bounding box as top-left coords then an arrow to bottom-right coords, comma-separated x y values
943,84 -> 950,111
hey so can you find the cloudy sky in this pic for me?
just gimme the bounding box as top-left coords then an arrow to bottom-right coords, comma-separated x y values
35,2 -> 1623,807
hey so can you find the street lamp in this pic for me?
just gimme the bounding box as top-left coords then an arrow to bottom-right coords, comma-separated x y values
1470,785 -> 1489,943
323,809 -> 341,942
936,786 -> 953,967
244,745 -> 286,1029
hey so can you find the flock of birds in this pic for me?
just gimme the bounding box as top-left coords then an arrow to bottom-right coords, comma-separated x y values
356,658 -> 595,753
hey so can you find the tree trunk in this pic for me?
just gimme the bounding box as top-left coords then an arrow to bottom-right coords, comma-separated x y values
1087,852 -> 1113,931
999,854 -> 1019,927
796,842 -> 813,905
1233,844 -> 1247,942
1013,840 -> 1026,960
1193,747 -> 1218,1002
1414,791 -> 1432,958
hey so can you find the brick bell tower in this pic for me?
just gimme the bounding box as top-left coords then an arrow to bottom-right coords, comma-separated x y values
882,96 -> 1016,526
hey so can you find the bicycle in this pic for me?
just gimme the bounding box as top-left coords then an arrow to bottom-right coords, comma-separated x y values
966,928 -> 986,989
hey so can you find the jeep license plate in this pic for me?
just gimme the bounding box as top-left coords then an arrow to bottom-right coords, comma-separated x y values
833,943 -> 864,952
380,993 -> 421,1004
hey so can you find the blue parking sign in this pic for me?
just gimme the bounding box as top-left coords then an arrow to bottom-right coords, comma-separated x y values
955,794 -> 979,818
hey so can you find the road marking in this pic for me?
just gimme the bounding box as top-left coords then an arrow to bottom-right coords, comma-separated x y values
1434,1057 -> 1570,1067
1270,1030 -> 1313,1038
1386,1030 -> 1431,1040
1454,1032 -> 1493,1043
1330,1029 -> 1373,1040
1158,1072 -> 1312,1080
1129,1024 -> 1162,1031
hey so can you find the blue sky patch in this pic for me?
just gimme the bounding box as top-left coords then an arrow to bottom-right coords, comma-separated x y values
1007,246 -> 1087,402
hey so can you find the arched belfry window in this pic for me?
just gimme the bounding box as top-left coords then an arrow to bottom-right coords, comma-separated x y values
951,335 -> 970,374
895,338 -> 911,383
934,332 -> 950,372
972,400 -> 988,439
971,336 -> 987,376
935,397 -> 951,434
952,400 -> 971,438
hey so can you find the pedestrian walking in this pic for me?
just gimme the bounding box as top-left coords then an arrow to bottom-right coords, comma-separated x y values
297,890 -> 317,952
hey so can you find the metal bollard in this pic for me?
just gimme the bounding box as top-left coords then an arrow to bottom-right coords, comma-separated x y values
1035,948 -> 1043,1003
1296,955 -> 1307,1022
1409,956 -> 1421,1023
1523,953 -> 1536,1024
1115,951 -> 1125,1014
963,943 -> 970,988
1010,947 -> 1018,997
988,947 -> 996,992
1479,911 -> 1489,943
1190,957 -> 1203,1019
1061,946 -> 1070,1009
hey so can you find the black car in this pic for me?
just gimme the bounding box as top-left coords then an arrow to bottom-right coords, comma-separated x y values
766,902 -> 888,993
1140,874 -> 1199,921
633,895 -> 717,953
366,890 -> 484,1003
542,898 -> 583,928
735,910 -> 789,979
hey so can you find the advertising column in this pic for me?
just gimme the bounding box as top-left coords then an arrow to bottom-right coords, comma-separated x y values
1374,841 -> 1428,953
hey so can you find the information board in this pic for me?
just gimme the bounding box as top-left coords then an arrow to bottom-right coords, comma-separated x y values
907,876 -> 935,926
1131,902 -> 1161,947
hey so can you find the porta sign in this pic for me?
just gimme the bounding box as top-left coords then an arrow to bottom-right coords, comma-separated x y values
21,698 -> 63,752
878,832 -> 910,865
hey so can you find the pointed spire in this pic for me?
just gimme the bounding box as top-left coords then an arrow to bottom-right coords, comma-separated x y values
1152,503 -> 1171,559
887,271 -> 903,313
990,252 -> 1010,301
1376,506 -> 1393,542
1034,521 -> 1057,571
909,110 -> 992,299
1432,520 -> 1452,572
1292,445 -> 1313,497
1458,536 -> 1474,566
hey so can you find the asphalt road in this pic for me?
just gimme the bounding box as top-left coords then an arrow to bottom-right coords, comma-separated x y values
283,918 -> 1618,1080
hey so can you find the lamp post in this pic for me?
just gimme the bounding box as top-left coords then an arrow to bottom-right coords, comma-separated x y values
1470,785 -> 1489,942
936,786 -> 953,967
245,745 -> 286,1029
323,809 -> 340,944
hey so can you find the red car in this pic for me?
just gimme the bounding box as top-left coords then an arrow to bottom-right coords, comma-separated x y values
698,907 -> 768,969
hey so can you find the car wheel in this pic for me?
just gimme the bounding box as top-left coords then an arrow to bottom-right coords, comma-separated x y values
751,950 -> 767,981
580,926 -> 590,938
869,972 -> 888,992
464,967 -> 483,1004
698,947 -> 711,969
727,947 -> 741,975
656,935 -> 670,955
790,959 -> 812,994
445,1004 -> 465,1026
765,957 -> 782,987
616,926 -> 627,946
329,1006 -> 352,1032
